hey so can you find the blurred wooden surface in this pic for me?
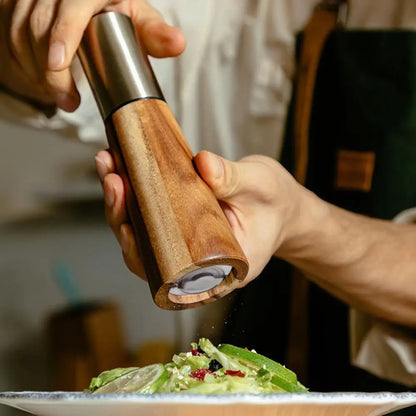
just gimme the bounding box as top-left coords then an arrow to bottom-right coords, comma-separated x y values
46,302 -> 128,391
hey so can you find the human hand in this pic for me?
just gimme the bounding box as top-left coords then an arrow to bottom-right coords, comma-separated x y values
95,149 -> 318,285
0,0 -> 185,111
192,151 -> 312,283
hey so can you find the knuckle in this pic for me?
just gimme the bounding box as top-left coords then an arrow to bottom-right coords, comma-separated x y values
28,11 -> 40,36
9,20 -> 19,43
223,163 -> 240,197
29,8 -> 48,40
9,22 -> 23,55
50,15 -> 73,39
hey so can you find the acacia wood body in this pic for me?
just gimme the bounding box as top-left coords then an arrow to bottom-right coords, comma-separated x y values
105,99 -> 248,309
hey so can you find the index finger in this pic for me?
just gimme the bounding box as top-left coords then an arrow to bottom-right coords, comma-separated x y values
47,0 -> 105,71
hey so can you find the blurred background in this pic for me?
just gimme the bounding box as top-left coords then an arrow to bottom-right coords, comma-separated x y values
3,1 -> 416,416
0,119 -> 234,416
0,122 -> 171,386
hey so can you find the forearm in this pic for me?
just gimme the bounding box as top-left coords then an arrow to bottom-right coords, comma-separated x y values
277,188 -> 416,327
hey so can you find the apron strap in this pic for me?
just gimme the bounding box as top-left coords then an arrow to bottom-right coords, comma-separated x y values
285,1 -> 342,383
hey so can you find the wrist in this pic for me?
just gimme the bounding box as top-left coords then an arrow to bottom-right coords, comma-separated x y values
276,187 -> 373,274
276,186 -> 331,261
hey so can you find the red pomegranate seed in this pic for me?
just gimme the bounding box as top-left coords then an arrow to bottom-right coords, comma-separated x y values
189,368 -> 212,381
225,370 -> 245,378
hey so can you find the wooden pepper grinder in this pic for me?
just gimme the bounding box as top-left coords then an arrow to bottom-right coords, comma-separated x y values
78,12 -> 248,310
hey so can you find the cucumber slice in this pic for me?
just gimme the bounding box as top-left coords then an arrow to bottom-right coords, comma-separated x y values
93,364 -> 169,394
218,344 -> 307,392
89,367 -> 139,392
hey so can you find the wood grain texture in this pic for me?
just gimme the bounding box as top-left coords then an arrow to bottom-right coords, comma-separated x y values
105,99 -> 248,309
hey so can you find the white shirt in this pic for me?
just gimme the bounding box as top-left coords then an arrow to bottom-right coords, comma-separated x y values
0,0 -> 318,160
3,0 -> 416,157
1,0 -> 416,387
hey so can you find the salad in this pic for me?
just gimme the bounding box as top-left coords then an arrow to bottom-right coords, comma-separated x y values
88,339 -> 307,394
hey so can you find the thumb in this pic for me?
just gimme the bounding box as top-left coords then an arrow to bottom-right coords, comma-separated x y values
194,151 -> 242,201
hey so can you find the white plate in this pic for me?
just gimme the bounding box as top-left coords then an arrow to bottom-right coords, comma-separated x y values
1,392 -> 416,416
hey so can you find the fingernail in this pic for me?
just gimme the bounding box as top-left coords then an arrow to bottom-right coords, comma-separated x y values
55,93 -> 79,112
210,153 -> 224,179
104,181 -> 115,207
95,155 -> 107,182
48,41 -> 66,70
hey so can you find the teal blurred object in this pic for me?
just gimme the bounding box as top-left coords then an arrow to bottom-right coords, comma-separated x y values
51,260 -> 84,307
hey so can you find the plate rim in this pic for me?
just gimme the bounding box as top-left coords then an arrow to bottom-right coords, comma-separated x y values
1,391 -> 416,405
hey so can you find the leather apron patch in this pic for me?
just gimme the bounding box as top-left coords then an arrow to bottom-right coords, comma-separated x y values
335,149 -> 375,192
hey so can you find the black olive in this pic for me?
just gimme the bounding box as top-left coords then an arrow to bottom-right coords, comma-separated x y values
197,347 -> 205,354
209,359 -> 223,372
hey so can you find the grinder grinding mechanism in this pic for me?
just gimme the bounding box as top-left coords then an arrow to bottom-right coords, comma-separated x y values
78,12 -> 248,310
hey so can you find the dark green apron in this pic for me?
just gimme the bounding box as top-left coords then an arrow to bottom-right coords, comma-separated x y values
222,29 -> 416,409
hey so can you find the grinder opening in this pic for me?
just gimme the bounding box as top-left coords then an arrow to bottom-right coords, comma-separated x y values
169,265 -> 233,296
